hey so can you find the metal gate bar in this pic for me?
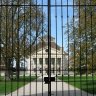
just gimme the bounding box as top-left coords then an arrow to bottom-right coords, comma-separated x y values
48,0 -> 51,96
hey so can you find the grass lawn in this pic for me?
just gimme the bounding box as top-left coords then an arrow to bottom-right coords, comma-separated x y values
0,76 -> 37,95
58,76 -> 96,94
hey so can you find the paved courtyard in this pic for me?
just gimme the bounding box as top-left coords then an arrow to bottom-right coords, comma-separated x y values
6,75 -> 95,96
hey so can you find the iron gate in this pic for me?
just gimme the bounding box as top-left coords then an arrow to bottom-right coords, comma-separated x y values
0,0 -> 96,96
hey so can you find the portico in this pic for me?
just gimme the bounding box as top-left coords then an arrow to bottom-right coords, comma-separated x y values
27,35 -> 68,75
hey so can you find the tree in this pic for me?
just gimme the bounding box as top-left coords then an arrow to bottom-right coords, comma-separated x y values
67,0 -> 96,74
0,0 -> 47,80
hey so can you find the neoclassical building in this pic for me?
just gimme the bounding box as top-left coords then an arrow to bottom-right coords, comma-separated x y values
27,35 -> 68,75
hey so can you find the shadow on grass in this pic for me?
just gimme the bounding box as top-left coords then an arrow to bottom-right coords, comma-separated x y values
58,76 -> 96,94
23,90 -> 94,96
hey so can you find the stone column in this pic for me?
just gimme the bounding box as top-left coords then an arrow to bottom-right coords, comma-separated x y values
26,58 -> 30,75
37,58 -> 40,75
31,58 -> 35,75
43,58 -> 46,75
61,58 -> 63,75
54,58 -> 56,75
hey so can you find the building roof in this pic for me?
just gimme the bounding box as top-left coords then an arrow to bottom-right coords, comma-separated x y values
29,35 -> 68,55
40,35 -> 55,42
32,41 -> 61,53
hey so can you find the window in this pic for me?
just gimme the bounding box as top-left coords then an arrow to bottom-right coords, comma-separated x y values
33,58 -> 37,65
45,58 -> 48,64
51,58 -> 55,65
39,58 -> 43,65
57,58 -> 61,65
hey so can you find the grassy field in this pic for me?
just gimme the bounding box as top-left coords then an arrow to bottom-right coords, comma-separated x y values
0,76 -> 37,95
58,76 -> 96,94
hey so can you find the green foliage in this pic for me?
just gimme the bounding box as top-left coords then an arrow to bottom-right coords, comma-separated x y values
68,0 -> 96,74
0,0 -> 46,79
1,0 -> 46,59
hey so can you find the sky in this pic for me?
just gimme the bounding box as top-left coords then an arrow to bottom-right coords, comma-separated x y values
35,0 -> 74,51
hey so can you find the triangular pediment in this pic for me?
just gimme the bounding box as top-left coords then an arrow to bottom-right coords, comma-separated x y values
33,47 -> 63,55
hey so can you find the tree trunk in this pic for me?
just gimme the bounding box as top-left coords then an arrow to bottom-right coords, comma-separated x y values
5,58 -> 13,80
16,59 -> 20,80
5,71 -> 11,80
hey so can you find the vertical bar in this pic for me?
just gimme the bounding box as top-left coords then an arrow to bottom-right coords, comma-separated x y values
36,0 -> 38,96
67,0 -> 70,96
0,0 -> 3,95
23,0 -> 26,95
11,1 -> 13,96
0,0 -> 2,91
84,1 -> 88,96
73,0 -> 76,96
79,1 -> 83,96
41,0 -> 44,96
90,2 -> 94,96
48,0 -> 51,96
55,0 -> 57,96
61,0 -> 64,96
29,0 -> 32,95
5,1 -> 8,95
17,0 -> 20,95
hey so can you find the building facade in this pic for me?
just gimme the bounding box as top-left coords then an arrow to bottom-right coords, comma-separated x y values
27,36 -> 68,76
